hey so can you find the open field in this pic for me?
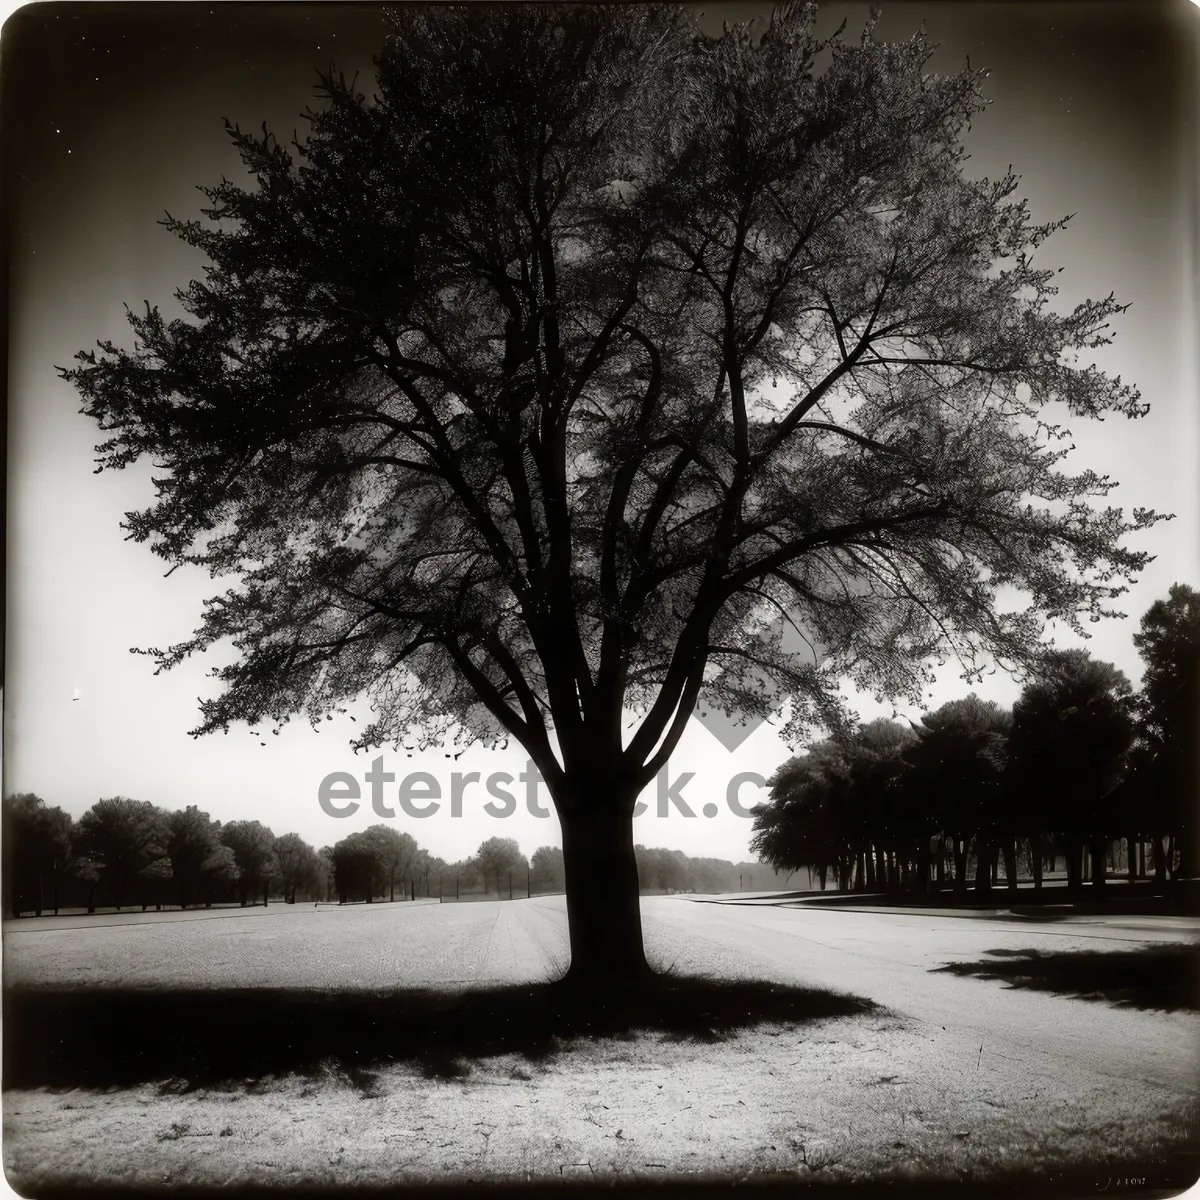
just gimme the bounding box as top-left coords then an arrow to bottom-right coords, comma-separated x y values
4,895 -> 1199,1190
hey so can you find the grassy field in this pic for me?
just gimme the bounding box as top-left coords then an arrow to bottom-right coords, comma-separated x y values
4,896 -> 1198,1191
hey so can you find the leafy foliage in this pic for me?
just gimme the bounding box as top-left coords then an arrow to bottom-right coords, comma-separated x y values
274,831 -> 326,901
166,804 -> 229,907
63,3 -> 1157,798
218,820 -> 279,902
1009,649 -> 1136,845
530,844 -> 566,892
1130,584 -> 1199,859
2,794 -> 74,915
76,797 -> 171,909
474,836 -> 528,894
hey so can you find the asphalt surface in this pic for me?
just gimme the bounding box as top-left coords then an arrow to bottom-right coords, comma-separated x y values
646,897 -> 1200,1094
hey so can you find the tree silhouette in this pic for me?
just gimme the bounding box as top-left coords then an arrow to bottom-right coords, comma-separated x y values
199,843 -> 240,906
274,831 -> 324,903
1132,583 -> 1199,880
530,845 -> 566,893
63,5 -> 1158,983
219,820 -> 279,906
166,805 -> 225,908
76,797 -> 170,911
474,836 -> 527,896
1008,650 -> 1136,893
845,719 -> 917,892
360,825 -> 419,902
903,695 -> 1011,896
2,794 -> 73,917
754,740 -> 852,890
331,831 -> 382,903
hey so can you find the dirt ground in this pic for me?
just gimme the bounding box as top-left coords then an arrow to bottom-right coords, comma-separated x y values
4,895 -> 1198,1189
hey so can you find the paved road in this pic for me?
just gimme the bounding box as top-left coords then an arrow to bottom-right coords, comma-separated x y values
646,897 -> 1200,1095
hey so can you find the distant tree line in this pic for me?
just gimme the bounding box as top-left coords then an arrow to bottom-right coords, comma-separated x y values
751,585 -> 1198,898
1,798 -> 334,917
634,846 -> 797,895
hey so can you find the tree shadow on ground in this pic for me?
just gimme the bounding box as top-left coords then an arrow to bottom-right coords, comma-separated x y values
3,975 -> 876,1090
931,943 -> 1200,1012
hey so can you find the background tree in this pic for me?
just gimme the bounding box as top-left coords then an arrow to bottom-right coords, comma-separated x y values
136,855 -> 174,911
72,856 -> 103,915
317,846 -> 336,901
845,720 -> 917,893
2,794 -> 74,917
903,695 -> 1011,895
166,805 -> 225,908
273,831 -> 323,903
76,798 -> 170,911
64,4 -> 1158,986
530,845 -> 566,894
219,820 -> 279,906
752,741 -> 849,891
1132,583 -> 1199,880
634,845 -> 685,894
474,837 -> 527,896
1008,650 -> 1136,893
360,825 -> 419,902
199,843 -> 241,907
331,831 -> 382,904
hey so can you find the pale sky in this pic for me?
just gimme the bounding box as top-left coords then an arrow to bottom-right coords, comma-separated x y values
4,2 -> 1197,864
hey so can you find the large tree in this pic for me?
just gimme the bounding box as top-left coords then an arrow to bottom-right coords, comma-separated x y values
1131,583 -> 1199,879
64,5 -> 1157,984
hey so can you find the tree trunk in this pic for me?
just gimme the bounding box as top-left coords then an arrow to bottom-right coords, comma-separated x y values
953,839 -> 967,896
865,847 -> 876,890
1128,835 -> 1138,883
1002,839 -> 1018,896
1031,834 -> 1044,893
558,785 -> 650,989
974,838 -> 993,899
1177,829 -> 1195,881
1065,841 -> 1083,895
1151,834 -> 1167,888
935,836 -> 946,890
1089,838 -> 1107,890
